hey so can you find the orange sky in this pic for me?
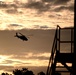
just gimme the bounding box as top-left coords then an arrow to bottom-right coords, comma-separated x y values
0,0 -> 74,30
0,0 -> 74,74
0,28 -> 73,74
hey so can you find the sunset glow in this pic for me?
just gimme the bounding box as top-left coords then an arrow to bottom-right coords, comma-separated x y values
0,0 -> 74,30
0,0 -> 74,74
0,53 -> 50,66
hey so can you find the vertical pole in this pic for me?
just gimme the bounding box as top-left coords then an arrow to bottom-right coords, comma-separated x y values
73,1 -> 75,74
70,29 -> 72,75
59,27 -> 60,52
72,28 -> 75,75
71,29 -> 72,53
57,25 -> 61,52
57,25 -> 59,51
56,27 -> 57,52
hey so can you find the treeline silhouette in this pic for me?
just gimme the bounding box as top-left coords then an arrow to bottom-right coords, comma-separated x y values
1,68 -> 45,75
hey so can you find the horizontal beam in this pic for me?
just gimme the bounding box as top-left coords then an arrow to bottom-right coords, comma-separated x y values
60,41 -> 74,43
61,28 -> 74,29
56,71 -> 69,72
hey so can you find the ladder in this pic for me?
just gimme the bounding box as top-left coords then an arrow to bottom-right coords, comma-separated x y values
46,25 -> 74,75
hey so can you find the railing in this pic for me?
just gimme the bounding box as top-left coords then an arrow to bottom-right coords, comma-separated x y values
46,25 -> 74,75
59,27 -> 74,53
46,25 -> 61,75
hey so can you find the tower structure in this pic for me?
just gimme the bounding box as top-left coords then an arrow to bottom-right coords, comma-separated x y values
46,25 -> 74,75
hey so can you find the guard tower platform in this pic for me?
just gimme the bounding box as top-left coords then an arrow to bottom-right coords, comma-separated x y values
46,25 -> 74,75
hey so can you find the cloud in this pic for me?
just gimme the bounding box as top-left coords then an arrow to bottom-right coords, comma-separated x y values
2,59 -> 31,65
33,25 -> 40,29
0,1 -> 15,8
24,1 -> 50,13
6,8 -> 18,14
10,24 -> 23,27
67,4 -> 74,11
41,0 -> 53,2
41,0 -> 70,5
9,52 -> 50,61
48,15 -> 56,18
22,0 -> 74,13
2,60 -> 14,64
0,1 -> 8,8
7,24 -> 24,30
33,25 -> 51,29
40,25 -> 50,29
0,1 -> 22,14
54,0 -> 70,5
54,5 -> 74,12
56,14 -> 61,16
0,0 -> 74,14
0,1 -> 17,8
52,0 -> 74,12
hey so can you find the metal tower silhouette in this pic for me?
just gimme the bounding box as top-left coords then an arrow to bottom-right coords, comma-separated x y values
46,25 -> 74,75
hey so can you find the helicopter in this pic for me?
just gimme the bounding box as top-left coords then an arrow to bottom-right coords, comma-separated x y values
14,32 -> 28,41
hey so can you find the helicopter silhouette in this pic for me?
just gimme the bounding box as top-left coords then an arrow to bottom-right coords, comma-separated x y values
14,32 -> 28,41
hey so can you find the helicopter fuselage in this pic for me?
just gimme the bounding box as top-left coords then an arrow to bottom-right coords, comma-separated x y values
15,33 -> 28,41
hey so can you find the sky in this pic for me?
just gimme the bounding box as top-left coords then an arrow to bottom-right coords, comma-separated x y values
0,0 -> 74,75
0,0 -> 74,30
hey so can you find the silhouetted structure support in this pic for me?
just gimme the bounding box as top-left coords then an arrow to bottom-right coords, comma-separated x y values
46,25 -> 74,75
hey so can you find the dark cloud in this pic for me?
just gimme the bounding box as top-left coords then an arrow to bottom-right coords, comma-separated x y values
54,5 -> 74,12
0,2 -> 16,9
33,25 -> 51,29
40,25 -> 50,29
0,2 -> 18,14
6,24 -> 24,30
54,6 -> 67,12
0,1 -> 21,14
0,0 -> 74,14
25,1 -> 50,13
48,15 -> 56,18
0,1 -> 17,8
54,0 -> 70,5
67,4 -> 74,11
0,1 -> 8,8
56,14 -> 61,16
9,24 -> 23,27
6,8 -> 18,14
23,0 -> 72,13
41,0 -> 53,2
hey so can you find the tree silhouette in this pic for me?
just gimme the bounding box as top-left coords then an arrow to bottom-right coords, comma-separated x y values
1,72 -> 10,75
13,69 -> 22,75
37,71 -> 45,75
13,68 -> 34,75
1,73 -> 6,75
